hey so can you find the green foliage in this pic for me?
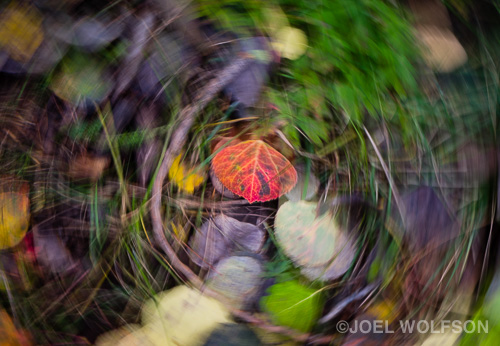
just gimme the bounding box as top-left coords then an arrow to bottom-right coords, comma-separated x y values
261,280 -> 323,332
286,0 -> 418,122
67,119 -> 103,142
196,0 -> 419,149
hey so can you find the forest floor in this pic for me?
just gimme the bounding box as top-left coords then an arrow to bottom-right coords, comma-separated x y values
0,0 -> 499,345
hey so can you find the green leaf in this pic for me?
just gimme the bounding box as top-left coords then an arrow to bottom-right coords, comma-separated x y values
261,280 -> 323,332
50,51 -> 112,105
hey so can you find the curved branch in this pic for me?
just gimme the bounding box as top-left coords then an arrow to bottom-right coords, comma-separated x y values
150,56 -> 252,286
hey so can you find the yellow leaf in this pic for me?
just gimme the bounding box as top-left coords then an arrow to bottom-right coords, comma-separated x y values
367,300 -> 396,324
170,221 -> 188,242
416,25 -> 467,73
272,26 -> 308,60
261,5 -> 308,60
141,285 -> 232,346
0,309 -> 32,345
262,6 -> 289,36
0,182 -> 30,250
168,154 -> 205,194
0,2 -> 43,62
97,286 -> 232,346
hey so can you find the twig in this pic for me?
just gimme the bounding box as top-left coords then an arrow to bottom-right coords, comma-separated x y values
150,55 -> 252,287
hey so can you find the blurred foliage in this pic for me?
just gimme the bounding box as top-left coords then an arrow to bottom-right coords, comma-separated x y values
197,0 -> 419,148
50,51 -> 112,105
0,0 -> 498,343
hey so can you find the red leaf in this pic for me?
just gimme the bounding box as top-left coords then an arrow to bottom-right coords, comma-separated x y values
212,140 -> 297,203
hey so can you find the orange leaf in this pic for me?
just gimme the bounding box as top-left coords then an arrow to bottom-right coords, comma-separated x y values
211,140 -> 297,203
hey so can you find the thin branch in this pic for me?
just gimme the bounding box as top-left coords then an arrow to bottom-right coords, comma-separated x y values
150,55 -> 252,287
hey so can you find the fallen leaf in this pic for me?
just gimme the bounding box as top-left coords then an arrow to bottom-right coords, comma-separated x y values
272,26 -> 308,60
32,225 -> 76,274
136,33 -> 184,98
0,35 -> 66,74
168,153 -> 205,194
112,10 -> 156,98
0,180 -> 30,250
225,37 -> 272,112
366,299 -> 396,324
72,15 -> 124,52
141,286 -> 232,346
50,51 -> 112,105
210,168 -> 238,199
416,25 -> 467,73
212,140 -> 297,203
117,327 -> 159,346
261,280 -> 323,332
299,235 -> 356,282
189,214 -> 265,268
206,255 -> 263,309
275,201 -> 355,278
420,288 -> 474,346
67,153 -> 109,181
262,5 -> 308,61
420,323 -> 462,345
0,2 -> 43,62
262,6 -> 289,37
210,138 -> 242,198
170,221 -> 189,242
